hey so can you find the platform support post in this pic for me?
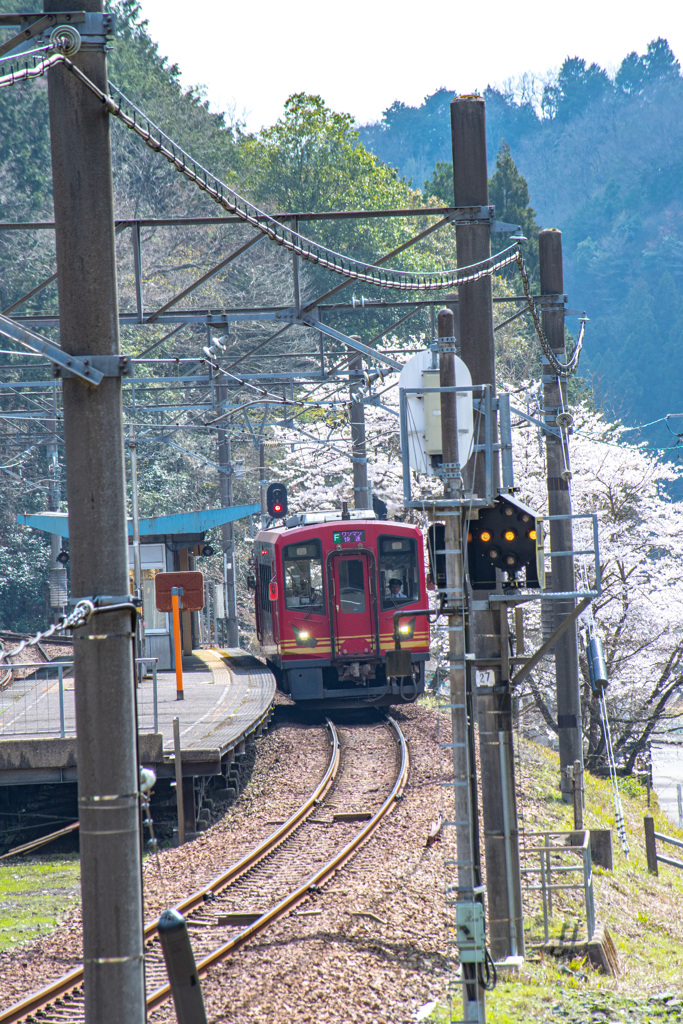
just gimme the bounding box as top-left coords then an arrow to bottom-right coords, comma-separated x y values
172,587 -> 184,700
173,716 -> 185,846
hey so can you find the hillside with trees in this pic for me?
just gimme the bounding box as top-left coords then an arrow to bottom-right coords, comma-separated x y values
1,4 -> 682,766
360,40 -> 683,428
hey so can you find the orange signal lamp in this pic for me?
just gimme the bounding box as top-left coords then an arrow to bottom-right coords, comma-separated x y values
504,530 -> 516,542
528,529 -> 537,540
480,530 -> 492,543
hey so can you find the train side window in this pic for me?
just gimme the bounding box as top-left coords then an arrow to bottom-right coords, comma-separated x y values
282,540 -> 325,613
378,535 -> 420,610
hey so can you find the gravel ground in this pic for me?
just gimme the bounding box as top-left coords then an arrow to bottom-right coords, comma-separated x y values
154,702 -> 452,1024
0,701 -> 453,1022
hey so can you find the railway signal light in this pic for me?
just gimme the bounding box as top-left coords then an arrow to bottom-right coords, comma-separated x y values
266,482 -> 288,518
467,494 -> 545,591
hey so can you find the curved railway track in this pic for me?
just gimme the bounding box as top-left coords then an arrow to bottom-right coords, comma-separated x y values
1,714 -> 409,1024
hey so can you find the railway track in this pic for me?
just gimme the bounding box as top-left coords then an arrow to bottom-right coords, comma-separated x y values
0,631 -> 73,689
0,632 -> 74,649
1,714 -> 408,1023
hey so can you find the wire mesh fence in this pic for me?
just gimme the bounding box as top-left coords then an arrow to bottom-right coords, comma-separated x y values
0,658 -> 158,738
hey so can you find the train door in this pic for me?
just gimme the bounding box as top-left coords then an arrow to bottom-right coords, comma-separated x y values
328,552 -> 378,658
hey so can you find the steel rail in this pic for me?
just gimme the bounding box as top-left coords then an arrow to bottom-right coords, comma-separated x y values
146,713 -> 409,1012
0,720 -> 340,1024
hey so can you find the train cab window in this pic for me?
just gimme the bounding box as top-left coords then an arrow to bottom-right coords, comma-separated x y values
337,558 -> 366,614
378,535 -> 420,610
283,540 -> 324,613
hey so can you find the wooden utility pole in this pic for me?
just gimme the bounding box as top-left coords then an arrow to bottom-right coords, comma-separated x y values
217,382 -> 239,646
348,338 -> 370,510
451,94 -> 523,962
44,2 -> 145,1021
539,229 -> 583,801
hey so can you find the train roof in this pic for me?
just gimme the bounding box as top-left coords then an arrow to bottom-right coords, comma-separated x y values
255,513 -> 421,547
284,509 -> 376,528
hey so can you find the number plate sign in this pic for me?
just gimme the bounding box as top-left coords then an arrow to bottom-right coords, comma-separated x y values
154,570 -> 204,612
475,668 -> 496,688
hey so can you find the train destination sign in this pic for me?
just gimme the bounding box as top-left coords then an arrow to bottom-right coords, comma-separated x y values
333,529 -> 365,544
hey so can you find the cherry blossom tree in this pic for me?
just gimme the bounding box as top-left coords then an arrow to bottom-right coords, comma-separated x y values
269,367 -> 683,774
513,398 -> 683,772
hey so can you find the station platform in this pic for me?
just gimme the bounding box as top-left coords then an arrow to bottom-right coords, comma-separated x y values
0,648 -> 275,786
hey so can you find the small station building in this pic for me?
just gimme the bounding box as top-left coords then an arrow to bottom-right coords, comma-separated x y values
17,504 -> 259,669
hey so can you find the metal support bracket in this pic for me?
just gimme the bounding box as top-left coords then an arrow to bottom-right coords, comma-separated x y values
57,354 -> 131,381
509,596 -> 592,688
453,205 -> 523,236
437,335 -> 457,353
0,12 -> 115,58
299,314 -> 403,371
454,205 -> 494,226
509,404 -> 561,440
436,462 -> 463,485
0,312 -> 106,385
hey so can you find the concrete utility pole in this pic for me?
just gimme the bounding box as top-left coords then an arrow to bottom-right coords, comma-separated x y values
438,307 -> 487,1022
44,3 -> 145,1021
128,429 -> 145,667
259,442 -> 267,528
451,94 -> 523,962
347,339 -> 370,510
216,383 -> 239,646
539,229 -> 582,801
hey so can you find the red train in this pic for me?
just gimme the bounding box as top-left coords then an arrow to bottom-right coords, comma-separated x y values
252,511 -> 430,705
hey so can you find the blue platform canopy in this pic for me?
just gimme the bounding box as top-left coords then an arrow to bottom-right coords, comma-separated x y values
17,504 -> 261,539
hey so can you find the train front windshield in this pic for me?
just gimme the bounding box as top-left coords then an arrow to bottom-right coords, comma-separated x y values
378,535 -> 420,609
283,540 -> 324,612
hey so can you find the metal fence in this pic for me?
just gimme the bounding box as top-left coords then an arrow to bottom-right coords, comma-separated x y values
0,657 -> 159,738
520,829 -> 596,945
644,815 -> 683,874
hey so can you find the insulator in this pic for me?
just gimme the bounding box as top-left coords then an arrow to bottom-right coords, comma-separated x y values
587,636 -> 609,693
50,25 -> 81,56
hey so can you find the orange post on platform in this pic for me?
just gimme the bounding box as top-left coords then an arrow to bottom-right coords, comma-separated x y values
171,587 -> 184,701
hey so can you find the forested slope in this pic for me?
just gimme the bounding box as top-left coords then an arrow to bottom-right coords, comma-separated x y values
360,40 -> 683,426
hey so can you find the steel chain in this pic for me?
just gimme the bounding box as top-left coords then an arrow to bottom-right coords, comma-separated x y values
0,599 -> 98,663
516,251 -> 584,378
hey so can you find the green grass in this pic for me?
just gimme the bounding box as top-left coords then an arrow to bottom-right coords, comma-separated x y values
428,736 -> 683,1021
0,854 -> 80,950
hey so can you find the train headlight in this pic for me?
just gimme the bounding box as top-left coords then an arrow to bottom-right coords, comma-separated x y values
396,617 -> 416,641
292,625 -> 318,648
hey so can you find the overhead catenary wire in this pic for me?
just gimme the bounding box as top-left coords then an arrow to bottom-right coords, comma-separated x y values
0,52 -> 538,295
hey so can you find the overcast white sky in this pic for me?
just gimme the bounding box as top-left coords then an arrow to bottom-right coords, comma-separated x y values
136,0 -> 682,133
